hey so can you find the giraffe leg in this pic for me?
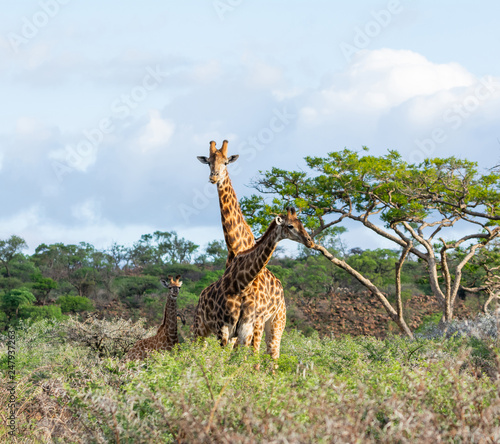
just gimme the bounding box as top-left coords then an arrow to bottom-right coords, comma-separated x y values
252,316 -> 265,353
237,298 -> 257,348
219,325 -> 230,347
265,300 -> 286,361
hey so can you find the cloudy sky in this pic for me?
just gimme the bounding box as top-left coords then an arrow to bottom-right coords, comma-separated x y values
1,0 -> 500,254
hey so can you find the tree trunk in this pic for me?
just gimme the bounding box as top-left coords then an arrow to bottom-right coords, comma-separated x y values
483,289 -> 499,314
312,244 -> 414,339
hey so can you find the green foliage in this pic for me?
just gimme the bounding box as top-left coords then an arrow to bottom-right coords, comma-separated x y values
346,248 -> 399,288
2,319 -> 499,443
56,295 -> 94,313
0,288 -> 36,319
241,148 -> 500,321
114,275 -> 161,301
204,239 -> 228,265
0,277 -> 23,292
31,274 -> 58,304
176,291 -> 199,310
129,231 -> 199,268
18,304 -> 65,323
0,235 -> 28,277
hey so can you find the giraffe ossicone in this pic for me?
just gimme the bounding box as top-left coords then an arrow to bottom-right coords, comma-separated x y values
124,275 -> 183,361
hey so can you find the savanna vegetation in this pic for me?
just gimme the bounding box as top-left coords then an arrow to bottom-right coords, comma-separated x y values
1,151 -> 500,442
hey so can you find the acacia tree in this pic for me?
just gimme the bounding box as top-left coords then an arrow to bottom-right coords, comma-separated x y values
242,149 -> 500,326
0,235 -> 28,277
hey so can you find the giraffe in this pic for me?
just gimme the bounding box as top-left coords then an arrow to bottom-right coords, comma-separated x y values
197,140 -> 288,359
192,207 -> 314,356
125,275 -> 183,361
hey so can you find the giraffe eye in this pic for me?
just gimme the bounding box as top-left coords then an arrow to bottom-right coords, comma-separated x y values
287,224 -> 294,229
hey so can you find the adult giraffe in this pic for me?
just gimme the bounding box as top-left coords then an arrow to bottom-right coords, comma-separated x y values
192,208 -> 314,353
197,140 -> 287,359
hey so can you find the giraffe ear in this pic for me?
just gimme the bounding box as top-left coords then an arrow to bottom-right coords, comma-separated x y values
197,156 -> 209,164
160,279 -> 169,288
275,216 -> 283,225
227,155 -> 239,164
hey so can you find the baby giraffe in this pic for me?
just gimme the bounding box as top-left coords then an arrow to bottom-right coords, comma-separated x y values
193,208 -> 314,352
125,275 -> 183,361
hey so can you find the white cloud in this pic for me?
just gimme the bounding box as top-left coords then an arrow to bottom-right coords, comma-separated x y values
137,109 -> 175,151
71,199 -> 102,224
299,49 -> 476,125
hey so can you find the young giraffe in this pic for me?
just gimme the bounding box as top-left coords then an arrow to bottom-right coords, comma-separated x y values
197,140 -> 288,359
192,208 -> 314,355
125,275 -> 183,361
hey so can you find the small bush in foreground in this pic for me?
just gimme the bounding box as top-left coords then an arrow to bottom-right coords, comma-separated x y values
60,315 -> 155,358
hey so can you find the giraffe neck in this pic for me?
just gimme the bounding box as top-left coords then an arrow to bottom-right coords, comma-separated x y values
158,290 -> 178,342
217,174 -> 255,264
226,219 -> 281,293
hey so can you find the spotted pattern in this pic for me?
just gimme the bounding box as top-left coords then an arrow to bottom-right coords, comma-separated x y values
192,209 -> 314,359
125,277 -> 182,361
197,140 -> 290,358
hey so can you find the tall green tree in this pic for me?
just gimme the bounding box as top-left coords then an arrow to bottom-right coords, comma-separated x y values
0,235 -> 28,277
242,149 -> 500,325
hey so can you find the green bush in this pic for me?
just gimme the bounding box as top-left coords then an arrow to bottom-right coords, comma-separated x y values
56,295 -> 94,313
0,287 -> 36,321
18,304 -> 65,323
177,290 -> 199,309
114,275 -> 160,303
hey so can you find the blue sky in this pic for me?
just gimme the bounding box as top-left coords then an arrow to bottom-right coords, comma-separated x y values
1,0 -> 500,254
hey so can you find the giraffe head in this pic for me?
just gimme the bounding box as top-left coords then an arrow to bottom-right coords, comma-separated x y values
197,140 -> 239,184
275,207 -> 315,248
160,275 -> 183,299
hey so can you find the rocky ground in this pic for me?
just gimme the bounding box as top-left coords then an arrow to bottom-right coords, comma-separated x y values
287,291 -> 484,338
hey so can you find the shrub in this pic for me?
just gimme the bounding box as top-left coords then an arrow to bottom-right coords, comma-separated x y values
60,315 -> 155,358
0,287 -> 36,323
56,295 -> 94,313
177,290 -> 199,309
18,304 -> 64,323
419,312 -> 500,340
